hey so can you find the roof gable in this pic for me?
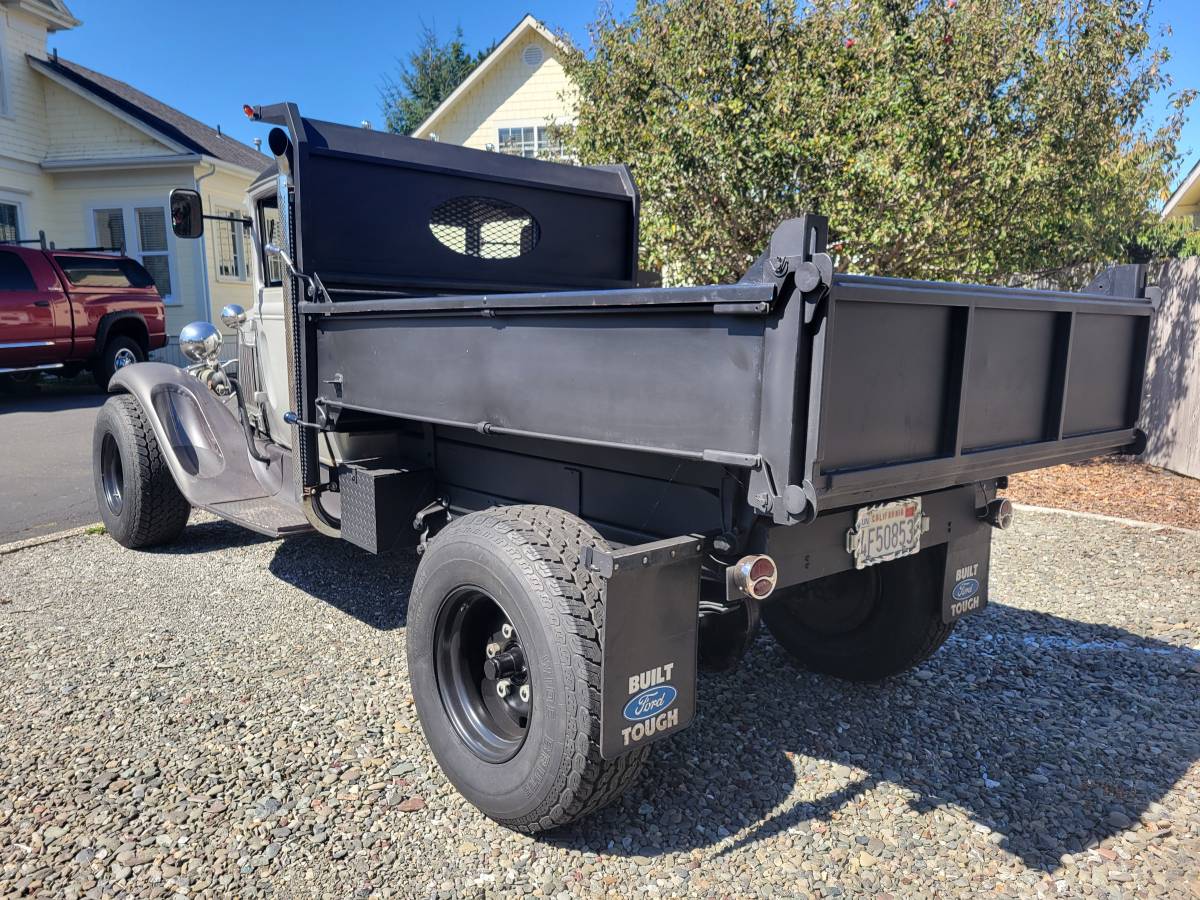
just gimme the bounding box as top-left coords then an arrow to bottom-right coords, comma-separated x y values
0,0 -> 80,32
412,15 -> 566,138
27,55 -> 265,172
1163,158 -> 1200,220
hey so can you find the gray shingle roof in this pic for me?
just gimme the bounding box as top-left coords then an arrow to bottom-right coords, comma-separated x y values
35,56 -> 266,172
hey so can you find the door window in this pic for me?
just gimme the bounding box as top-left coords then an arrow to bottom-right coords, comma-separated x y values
0,250 -> 35,291
257,197 -> 284,286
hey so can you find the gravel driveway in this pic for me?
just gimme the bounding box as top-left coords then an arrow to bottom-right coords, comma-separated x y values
2,509 -> 1198,898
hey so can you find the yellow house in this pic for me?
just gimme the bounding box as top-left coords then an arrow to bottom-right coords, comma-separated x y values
1162,159 -> 1200,227
411,15 -> 574,156
0,0 -> 266,361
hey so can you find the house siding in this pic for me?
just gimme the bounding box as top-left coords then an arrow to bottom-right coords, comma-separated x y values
0,9 -> 51,163
41,79 -> 176,161
199,167 -> 258,333
416,30 -> 574,151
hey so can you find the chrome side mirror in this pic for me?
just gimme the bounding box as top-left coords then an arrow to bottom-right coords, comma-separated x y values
220,304 -> 246,328
179,321 -> 222,364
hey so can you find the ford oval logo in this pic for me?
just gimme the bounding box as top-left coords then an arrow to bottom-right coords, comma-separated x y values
623,685 -> 677,722
952,578 -> 980,602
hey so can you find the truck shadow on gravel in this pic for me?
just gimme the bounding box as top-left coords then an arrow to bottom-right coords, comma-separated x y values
549,604 -> 1200,871
257,532 -> 1199,871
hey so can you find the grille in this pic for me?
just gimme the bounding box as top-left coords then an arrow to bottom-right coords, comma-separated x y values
429,196 -> 540,259
237,337 -> 259,401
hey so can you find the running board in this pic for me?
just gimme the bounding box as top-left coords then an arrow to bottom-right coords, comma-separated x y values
200,497 -> 312,538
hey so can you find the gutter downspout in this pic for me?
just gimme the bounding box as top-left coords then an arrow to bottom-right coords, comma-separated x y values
194,161 -> 217,342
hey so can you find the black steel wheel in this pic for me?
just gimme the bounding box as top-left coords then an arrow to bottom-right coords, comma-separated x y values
762,549 -> 955,681
407,505 -> 646,833
99,432 -> 125,516
434,587 -> 532,763
92,394 -> 190,548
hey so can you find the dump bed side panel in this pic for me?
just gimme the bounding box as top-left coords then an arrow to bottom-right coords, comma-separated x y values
802,275 -> 1153,511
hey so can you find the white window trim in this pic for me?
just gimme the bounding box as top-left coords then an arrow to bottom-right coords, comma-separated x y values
86,199 -> 181,306
496,123 -> 564,159
0,13 -> 11,119
212,204 -> 251,283
0,191 -> 25,242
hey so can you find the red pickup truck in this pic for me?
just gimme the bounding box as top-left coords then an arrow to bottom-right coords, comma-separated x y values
0,244 -> 167,390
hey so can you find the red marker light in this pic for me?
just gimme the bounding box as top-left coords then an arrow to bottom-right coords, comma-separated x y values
242,104 -> 256,120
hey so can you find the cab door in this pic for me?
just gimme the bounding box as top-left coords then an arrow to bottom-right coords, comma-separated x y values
0,248 -> 70,369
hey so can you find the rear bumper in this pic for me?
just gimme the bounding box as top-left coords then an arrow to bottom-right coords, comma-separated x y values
753,483 -> 989,593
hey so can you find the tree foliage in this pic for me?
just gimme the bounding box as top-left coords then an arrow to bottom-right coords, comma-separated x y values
381,24 -> 493,136
1128,217 -> 1200,262
561,0 -> 1194,284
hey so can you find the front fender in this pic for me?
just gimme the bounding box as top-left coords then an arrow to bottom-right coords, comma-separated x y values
109,362 -> 270,507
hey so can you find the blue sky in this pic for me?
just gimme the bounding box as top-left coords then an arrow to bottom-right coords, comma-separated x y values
51,0 -> 1200,190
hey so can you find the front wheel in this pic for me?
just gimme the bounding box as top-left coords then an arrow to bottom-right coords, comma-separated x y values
407,505 -> 646,832
92,394 -> 190,548
762,549 -> 954,681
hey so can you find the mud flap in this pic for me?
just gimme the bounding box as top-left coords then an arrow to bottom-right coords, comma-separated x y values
942,522 -> 992,623
585,535 -> 703,760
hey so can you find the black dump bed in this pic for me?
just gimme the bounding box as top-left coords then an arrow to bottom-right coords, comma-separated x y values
260,105 -> 1154,524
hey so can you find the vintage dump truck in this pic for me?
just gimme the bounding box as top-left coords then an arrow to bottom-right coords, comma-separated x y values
91,104 -> 1157,832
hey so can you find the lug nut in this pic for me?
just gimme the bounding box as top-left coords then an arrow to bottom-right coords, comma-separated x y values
501,623 -> 514,639
485,642 -> 500,658
496,679 -> 511,698
518,684 -> 531,703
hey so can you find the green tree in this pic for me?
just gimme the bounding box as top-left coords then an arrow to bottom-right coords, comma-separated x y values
381,24 -> 493,136
561,0 -> 1194,285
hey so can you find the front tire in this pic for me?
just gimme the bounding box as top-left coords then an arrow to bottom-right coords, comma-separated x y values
92,394 -> 190,548
762,549 -> 954,681
407,505 -> 645,832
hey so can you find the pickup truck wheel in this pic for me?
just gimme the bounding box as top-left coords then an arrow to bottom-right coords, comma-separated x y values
92,395 -> 190,548
762,550 -> 954,682
407,505 -> 646,832
93,336 -> 144,391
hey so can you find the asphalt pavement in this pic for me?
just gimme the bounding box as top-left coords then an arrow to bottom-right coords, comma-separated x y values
0,381 -> 105,543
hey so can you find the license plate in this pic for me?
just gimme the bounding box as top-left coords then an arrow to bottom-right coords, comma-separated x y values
846,498 -> 928,570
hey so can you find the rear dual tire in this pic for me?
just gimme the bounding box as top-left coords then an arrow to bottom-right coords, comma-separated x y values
762,550 -> 954,681
407,505 -> 645,833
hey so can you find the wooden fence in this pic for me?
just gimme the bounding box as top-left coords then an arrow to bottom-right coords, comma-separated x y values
1142,257 -> 1200,479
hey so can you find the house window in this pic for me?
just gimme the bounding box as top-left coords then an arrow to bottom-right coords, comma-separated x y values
497,125 -> 564,159
0,202 -> 19,243
136,207 -> 172,298
93,208 -> 126,251
213,206 -> 251,280
91,204 -> 176,302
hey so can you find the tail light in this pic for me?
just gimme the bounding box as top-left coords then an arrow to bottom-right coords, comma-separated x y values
730,555 -> 778,600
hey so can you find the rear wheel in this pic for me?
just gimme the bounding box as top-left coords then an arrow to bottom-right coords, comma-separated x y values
407,505 -> 645,832
93,336 -> 144,391
762,550 -> 953,681
92,394 -> 190,548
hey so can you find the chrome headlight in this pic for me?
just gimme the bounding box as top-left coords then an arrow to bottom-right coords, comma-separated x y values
179,321 -> 222,364
220,304 -> 246,329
